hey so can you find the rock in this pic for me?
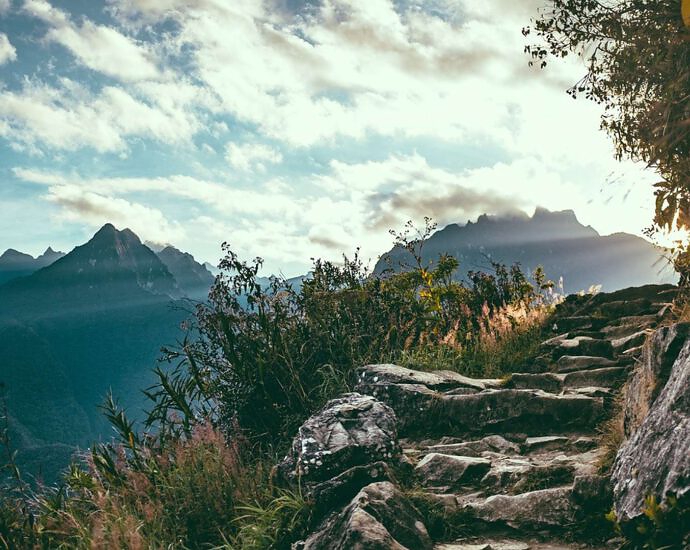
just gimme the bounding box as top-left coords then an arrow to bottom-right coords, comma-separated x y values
300,481 -> 433,550
415,453 -> 491,492
571,437 -> 598,452
596,298 -> 654,319
612,335 -> 690,523
426,435 -> 520,458
622,322 -> 690,436
363,382 -> 605,437
357,364 -> 496,392
523,436 -> 570,453
611,329 -> 652,353
554,355 -> 618,373
551,337 -> 613,361
505,373 -> 563,394
309,462 -> 394,514
562,366 -> 629,390
481,458 -> 574,494
461,487 -> 577,531
552,316 -> 596,332
277,393 -> 399,486
572,474 -> 611,510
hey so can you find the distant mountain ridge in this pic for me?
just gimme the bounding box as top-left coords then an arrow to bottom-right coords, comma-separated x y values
0,246 -> 65,285
375,208 -> 675,293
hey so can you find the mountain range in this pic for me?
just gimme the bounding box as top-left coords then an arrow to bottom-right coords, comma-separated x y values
0,247 -> 65,286
0,209 -> 676,480
0,225 -> 214,481
375,208 -> 675,292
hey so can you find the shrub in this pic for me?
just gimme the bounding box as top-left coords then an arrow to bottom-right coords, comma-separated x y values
152,231 -> 551,448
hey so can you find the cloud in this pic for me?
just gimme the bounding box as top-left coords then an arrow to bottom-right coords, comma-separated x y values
24,0 -> 160,81
226,142 -> 283,172
0,33 -> 16,64
0,79 -> 201,151
0,0 -> 10,13
17,150 -> 635,274
46,184 -> 184,243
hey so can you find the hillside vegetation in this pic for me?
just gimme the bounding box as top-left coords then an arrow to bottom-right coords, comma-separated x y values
0,225 -> 557,549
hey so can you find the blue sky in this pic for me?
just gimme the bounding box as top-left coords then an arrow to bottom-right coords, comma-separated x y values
0,0 -> 660,275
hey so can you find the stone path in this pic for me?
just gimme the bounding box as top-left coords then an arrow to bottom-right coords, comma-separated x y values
351,284 -> 676,550
282,284 -> 679,549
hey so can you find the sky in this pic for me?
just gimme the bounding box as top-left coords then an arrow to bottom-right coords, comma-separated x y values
0,0 -> 661,275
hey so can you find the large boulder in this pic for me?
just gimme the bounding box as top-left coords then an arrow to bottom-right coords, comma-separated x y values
612,334 -> 690,523
277,393 -> 399,485
298,481 -> 433,550
622,322 -> 690,436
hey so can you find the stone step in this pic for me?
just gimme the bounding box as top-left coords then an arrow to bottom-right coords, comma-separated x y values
505,373 -> 564,393
550,337 -> 613,361
562,366 -> 629,389
423,435 -> 521,458
521,435 -> 597,454
459,486 -> 578,533
435,539 -> 610,549
359,382 -> 605,437
415,453 -> 492,493
554,355 -> 618,373
610,329 -> 652,353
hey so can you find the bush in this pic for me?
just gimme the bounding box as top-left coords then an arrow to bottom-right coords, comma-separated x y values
152,233 -> 552,448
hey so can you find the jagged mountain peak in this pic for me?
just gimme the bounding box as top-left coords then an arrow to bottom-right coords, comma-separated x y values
376,207 -> 674,293
10,224 -> 182,300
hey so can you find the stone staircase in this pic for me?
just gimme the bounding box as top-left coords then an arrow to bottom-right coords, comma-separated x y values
282,284 -> 679,550
356,285 -> 676,550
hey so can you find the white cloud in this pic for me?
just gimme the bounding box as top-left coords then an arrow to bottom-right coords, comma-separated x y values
46,184 -> 184,243
24,0 -> 160,81
0,0 -> 10,13
0,33 -> 16,64
226,142 -> 283,172
0,79 -> 200,151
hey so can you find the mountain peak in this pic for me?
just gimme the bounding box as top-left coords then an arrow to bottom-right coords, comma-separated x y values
0,248 -> 34,262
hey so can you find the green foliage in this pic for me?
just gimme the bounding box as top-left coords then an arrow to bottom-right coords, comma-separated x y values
153,225 -> 549,448
608,495 -> 690,549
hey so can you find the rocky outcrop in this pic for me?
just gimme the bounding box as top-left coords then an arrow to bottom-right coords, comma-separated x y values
621,322 -> 690,436
299,482 -> 433,550
276,393 -> 400,515
612,329 -> 690,523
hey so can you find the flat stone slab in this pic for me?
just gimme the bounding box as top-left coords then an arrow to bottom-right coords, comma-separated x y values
461,487 -> 577,531
523,436 -> 570,453
611,329 -> 652,352
563,366 -> 629,389
425,435 -> 520,457
358,364 -> 498,392
416,453 -> 491,492
555,355 -> 618,373
361,382 -> 605,437
506,373 -> 564,394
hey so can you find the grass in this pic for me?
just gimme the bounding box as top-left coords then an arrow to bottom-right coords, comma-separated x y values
394,304 -> 550,378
